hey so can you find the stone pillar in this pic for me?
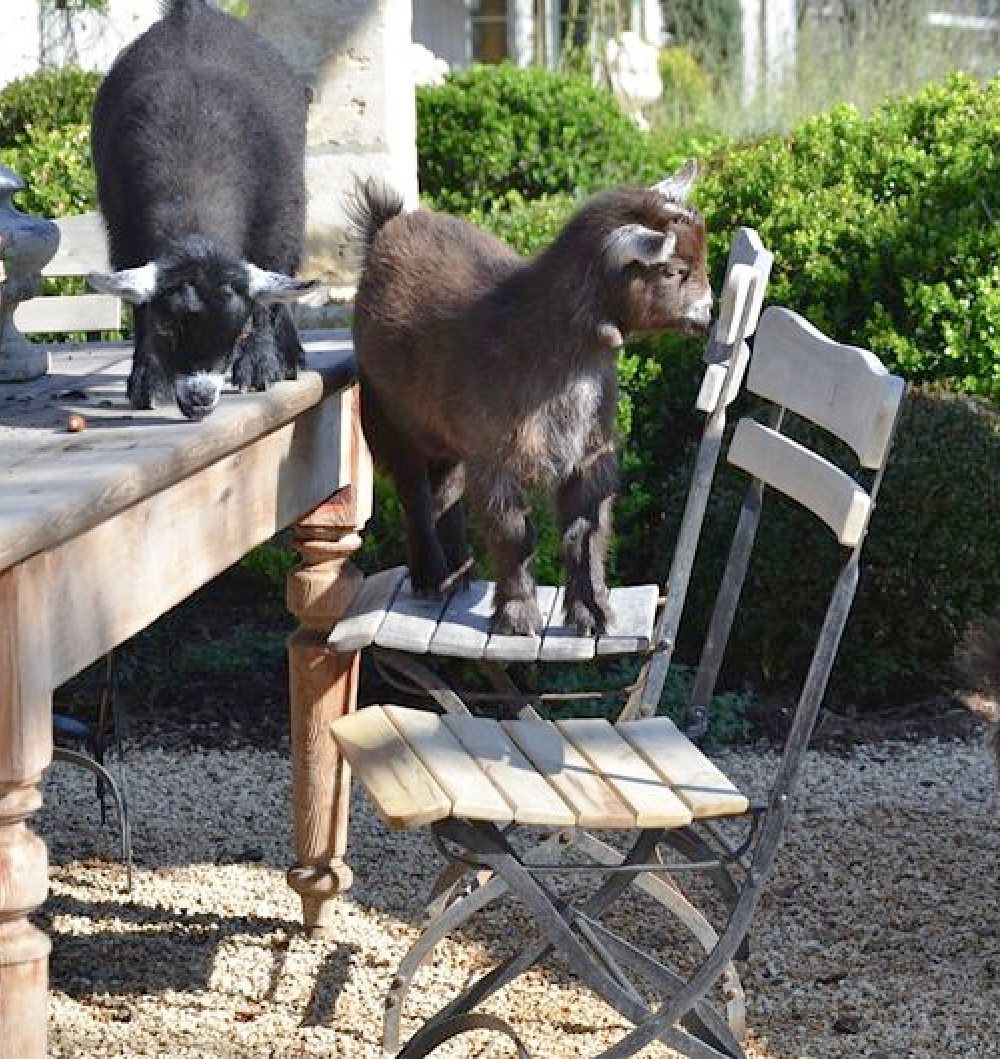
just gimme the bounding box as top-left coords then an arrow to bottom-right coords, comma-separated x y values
739,0 -> 762,108
764,0 -> 796,101
249,0 -> 419,288
509,0 -> 535,66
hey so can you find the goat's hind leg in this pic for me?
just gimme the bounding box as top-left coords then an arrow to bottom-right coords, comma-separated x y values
429,460 -> 472,592
362,388 -> 452,597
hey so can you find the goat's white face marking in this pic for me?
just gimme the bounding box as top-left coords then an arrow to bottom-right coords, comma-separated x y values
87,262 -> 160,305
685,289 -> 714,331
606,225 -> 678,269
174,371 -> 225,421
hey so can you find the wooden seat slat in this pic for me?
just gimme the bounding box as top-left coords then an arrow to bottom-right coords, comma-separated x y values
330,705 -> 452,829
374,578 -> 451,653
427,581 -> 495,659
538,588 -> 598,661
327,565 -> 408,653
502,719 -> 636,829
617,717 -> 750,819
443,713 -> 577,827
482,584 -> 560,662
382,705 -> 513,824
596,584 -> 660,656
556,718 -> 693,827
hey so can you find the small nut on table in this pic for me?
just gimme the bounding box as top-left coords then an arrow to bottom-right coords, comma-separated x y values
66,413 -> 87,433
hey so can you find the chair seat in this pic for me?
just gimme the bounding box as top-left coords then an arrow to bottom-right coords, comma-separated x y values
331,704 -> 749,831
327,565 -> 661,662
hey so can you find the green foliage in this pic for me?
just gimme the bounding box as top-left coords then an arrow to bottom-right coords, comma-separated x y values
0,124 -> 96,217
661,0 -> 741,68
0,66 -> 100,145
0,67 -> 98,217
653,46 -> 713,126
239,540 -> 298,585
416,63 -> 688,215
615,386 -> 1000,710
375,68 -> 1000,715
694,74 -> 1000,399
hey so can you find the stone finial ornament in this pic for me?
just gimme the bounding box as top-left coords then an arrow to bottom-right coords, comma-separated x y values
0,164 -> 59,382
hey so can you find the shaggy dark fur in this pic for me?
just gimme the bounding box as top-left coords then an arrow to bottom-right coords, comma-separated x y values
89,0 -> 314,420
349,164 -> 713,636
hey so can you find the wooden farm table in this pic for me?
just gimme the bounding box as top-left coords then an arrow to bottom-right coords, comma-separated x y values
0,332 -> 371,1059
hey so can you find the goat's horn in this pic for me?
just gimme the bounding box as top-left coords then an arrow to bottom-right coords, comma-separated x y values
245,264 -> 322,303
87,262 -> 159,305
606,225 -> 677,269
652,158 -> 699,202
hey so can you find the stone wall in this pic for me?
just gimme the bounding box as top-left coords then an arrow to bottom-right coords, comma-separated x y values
249,0 -> 418,289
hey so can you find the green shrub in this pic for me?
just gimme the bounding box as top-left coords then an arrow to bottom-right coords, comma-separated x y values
654,46 -> 713,126
694,73 -> 1000,399
0,66 -> 100,145
0,123 -> 96,217
417,62 -> 690,215
662,0 -> 741,70
615,385 -> 1000,710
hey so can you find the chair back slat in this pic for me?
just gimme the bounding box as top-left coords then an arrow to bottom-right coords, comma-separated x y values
748,307 -> 906,469
13,212 -> 123,337
728,419 -> 873,547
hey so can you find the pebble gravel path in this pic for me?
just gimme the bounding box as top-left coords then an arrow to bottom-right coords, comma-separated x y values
37,732 -> 999,1058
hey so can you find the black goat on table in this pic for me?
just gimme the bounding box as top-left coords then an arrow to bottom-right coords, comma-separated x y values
88,0 -> 316,421
348,163 -> 713,636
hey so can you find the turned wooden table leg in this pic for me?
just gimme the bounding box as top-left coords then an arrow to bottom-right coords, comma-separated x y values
0,779 -> 50,1059
1,566 -> 55,1059
285,485 -> 367,935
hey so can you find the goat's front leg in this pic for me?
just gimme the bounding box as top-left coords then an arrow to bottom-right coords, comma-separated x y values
232,302 -> 284,392
476,473 -> 541,636
558,444 -> 618,636
127,311 -> 173,409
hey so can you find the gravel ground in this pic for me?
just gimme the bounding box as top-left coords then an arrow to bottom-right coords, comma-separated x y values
37,729 -> 999,1059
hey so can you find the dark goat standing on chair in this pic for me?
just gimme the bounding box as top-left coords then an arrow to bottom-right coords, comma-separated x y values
349,163 -> 713,637
87,0 -> 316,421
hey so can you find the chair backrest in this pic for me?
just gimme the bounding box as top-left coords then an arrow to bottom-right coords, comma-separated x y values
627,227 -> 773,720
686,304 -> 906,741
12,212 -> 122,336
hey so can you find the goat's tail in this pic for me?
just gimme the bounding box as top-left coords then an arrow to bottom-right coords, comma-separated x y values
344,177 -> 407,257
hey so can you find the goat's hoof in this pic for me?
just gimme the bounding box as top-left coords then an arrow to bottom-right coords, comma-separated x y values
566,597 -> 613,637
493,598 -> 542,637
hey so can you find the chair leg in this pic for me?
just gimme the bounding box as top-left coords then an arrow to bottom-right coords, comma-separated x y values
385,831 -> 569,1053
402,821 -> 745,1059
571,830 -> 747,1041
51,747 -> 132,893
396,1012 -> 531,1059
372,649 -> 472,716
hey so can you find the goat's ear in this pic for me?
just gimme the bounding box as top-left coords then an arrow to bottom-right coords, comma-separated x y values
245,264 -> 323,304
652,159 -> 699,203
606,224 -> 678,269
87,263 -> 159,305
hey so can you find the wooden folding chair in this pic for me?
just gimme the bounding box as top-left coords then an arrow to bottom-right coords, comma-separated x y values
331,304 -> 906,1058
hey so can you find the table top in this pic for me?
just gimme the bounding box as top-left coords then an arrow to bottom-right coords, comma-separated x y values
0,330 -> 355,572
